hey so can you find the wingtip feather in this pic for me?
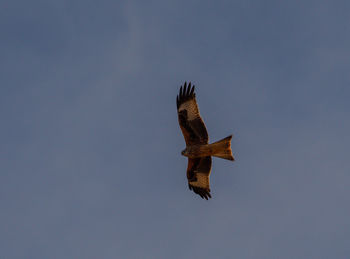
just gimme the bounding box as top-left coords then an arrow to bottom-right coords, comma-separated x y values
177,81 -> 197,109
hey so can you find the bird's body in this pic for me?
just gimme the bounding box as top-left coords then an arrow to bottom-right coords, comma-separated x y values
181,136 -> 234,160
176,82 -> 234,200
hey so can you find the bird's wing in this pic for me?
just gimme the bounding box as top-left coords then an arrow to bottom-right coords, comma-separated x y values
177,82 -> 209,146
187,156 -> 212,200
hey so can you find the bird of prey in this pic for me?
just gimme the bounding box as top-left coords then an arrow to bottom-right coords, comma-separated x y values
177,82 -> 234,200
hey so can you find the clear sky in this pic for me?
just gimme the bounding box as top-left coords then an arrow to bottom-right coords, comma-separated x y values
1,1 -> 350,258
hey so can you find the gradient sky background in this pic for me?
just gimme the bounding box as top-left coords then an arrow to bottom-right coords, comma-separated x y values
1,1 -> 350,258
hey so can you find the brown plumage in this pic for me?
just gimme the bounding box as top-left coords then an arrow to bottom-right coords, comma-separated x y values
177,82 -> 235,200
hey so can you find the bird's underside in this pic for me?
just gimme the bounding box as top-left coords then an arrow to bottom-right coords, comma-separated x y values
182,137 -> 234,160
177,82 -> 234,200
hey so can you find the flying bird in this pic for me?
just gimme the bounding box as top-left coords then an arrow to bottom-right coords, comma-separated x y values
177,82 -> 234,200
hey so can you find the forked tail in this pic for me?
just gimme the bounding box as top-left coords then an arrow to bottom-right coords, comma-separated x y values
209,135 -> 234,161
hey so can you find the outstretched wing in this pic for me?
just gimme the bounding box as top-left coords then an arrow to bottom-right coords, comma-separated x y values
187,156 -> 212,200
177,82 -> 209,145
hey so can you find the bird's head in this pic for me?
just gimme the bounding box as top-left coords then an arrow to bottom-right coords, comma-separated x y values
181,149 -> 188,157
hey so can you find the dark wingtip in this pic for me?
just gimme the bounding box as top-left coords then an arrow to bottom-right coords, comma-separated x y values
189,185 -> 212,200
177,81 -> 196,109
190,85 -> 195,95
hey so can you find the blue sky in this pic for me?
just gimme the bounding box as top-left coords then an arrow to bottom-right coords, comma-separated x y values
1,1 -> 350,258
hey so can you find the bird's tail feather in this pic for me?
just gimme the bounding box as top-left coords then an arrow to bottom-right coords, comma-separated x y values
209,135 -> 234,161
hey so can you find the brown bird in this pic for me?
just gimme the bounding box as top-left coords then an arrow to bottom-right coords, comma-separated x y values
177,82 -> 235,200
